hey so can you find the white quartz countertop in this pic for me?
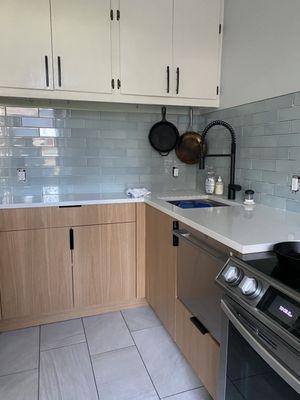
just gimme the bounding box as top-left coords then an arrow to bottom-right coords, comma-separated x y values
1,190 -> 300,254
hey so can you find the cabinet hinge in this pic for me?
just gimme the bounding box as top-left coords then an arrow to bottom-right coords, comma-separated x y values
111,79 -> 115,89
219,23 -> 222,34
69,229 -> 74,250
117,9 -> 120,20
216,86 -> 220,95
172,221 -> 179,247
117,79 -> 121,89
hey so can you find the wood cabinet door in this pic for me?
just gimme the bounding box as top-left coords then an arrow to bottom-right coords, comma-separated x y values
175,299 -> 220,400
173,0 -> 222,100
119,0 -> 173,97
51,0 -> 112,94
145,206 -> 177,337
73,223 -> 136,308
0,228 -> 73,319
0,0 -> 52,90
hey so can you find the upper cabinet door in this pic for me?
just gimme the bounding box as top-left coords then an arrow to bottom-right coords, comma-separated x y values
119,0 -> 173,97
51,0 -> 112,94
173,0 -> 222,100
0,0 -> 52,90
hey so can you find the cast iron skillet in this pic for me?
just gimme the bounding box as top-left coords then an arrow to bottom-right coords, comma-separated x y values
273,241 -> 300,270
149,106 -> 179,156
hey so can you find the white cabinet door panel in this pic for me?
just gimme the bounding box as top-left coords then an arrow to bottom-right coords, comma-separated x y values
119,0 -> 173,97
173,0 -> 221,100
51,0 -> 112,94
0,0 -> 52,90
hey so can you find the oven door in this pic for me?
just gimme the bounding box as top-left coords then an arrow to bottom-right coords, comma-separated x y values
219,297 -> 300,400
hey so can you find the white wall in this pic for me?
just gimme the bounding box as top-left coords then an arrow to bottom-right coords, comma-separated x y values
220,0 -> 300,109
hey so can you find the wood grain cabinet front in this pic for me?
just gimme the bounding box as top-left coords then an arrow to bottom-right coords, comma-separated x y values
175,299 -> 220,400
145,205 -> 177,338
72,223 -> 136,309
0,228 -> 73,319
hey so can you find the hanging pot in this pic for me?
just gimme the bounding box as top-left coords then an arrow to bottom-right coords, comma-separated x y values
148,106 -> 179,156
176,108 -> 207,165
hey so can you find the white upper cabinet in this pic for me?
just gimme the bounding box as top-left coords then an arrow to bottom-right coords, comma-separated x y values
0,0 -> 52,90
119,0 -> 173,97
173,0 -> 222,100
51,0 -> 112,94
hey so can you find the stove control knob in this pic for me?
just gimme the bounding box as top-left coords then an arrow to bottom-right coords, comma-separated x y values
240,277 -> 260,298
223,265 -> 242,285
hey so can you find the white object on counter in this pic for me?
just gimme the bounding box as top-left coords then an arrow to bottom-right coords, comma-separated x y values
215,176 -> 224,195
205,169 -> 216,194
126,188 -> 151,198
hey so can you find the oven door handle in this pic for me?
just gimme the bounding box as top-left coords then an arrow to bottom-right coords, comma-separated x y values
173,229 -> 225,261
221,299 -> 300,394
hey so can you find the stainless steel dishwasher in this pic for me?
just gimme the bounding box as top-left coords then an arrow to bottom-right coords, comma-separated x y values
174,223 -> 230,343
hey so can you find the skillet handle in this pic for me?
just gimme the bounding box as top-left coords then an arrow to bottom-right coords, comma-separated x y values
161,106 -> 167,121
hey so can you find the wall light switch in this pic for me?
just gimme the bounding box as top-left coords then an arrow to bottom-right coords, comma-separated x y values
17,168 -> 27,182
173,167 -> 179,177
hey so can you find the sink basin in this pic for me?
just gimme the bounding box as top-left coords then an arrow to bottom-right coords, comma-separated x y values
167,199 -> 230,209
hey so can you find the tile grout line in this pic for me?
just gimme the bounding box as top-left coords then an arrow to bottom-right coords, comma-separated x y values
81,317 -> 101,400
37,325 -> 41,400
0,367 -> 38,380
161,386 -> 204,399
89,344 -> 136,359
120,310 -> 162,399
39,339 -> 87,353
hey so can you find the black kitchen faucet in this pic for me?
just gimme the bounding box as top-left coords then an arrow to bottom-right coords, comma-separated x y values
199,120 -> 242,200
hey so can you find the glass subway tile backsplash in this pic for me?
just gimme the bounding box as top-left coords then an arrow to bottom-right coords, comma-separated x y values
0,104 -> 198,198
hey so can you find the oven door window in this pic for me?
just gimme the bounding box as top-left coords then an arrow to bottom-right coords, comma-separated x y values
226,323 -> 300,400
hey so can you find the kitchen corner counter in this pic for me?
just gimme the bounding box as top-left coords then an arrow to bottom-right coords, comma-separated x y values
146,194 -> 300,254
1,190 -> 300,255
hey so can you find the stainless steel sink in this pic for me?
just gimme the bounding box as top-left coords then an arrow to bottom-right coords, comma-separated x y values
167,199 -> 230,209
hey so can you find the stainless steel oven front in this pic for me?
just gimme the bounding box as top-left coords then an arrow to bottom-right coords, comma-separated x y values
216,257 -> 300,400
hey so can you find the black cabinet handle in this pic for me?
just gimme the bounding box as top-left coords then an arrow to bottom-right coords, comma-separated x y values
176,67 -> 180,94
45,56 -> 49,87
57,56 -> 62,87
69,229 -> 74,250
166,66 -> 170,93
190,316 -> 208,335
59,205 -> 82,208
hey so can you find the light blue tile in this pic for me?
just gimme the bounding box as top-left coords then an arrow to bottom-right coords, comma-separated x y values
278,106 -> 300,121
286,199 -> 300,213
22,117 -> 53,128
7,127 -> 39,137
6,107 -> 38,117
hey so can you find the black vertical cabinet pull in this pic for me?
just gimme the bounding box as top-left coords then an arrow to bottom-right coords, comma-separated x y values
172,221 -> 179,246
44,56 -> 49,87
57,56 -> 62,87
69,229 -> 74,250
166,66 -> 170,93
176,67 -> 180,94
190,316 -> 208,335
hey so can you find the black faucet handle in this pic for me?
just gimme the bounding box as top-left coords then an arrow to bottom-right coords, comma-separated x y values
228,184 -> 242,192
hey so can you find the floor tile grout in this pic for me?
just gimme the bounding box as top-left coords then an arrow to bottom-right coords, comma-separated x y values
0,367 -> 38,379
90,344 -> 136,359
81,317 -> 101,400
161,386 -> 204,399
40,339 -> 87,353
120,310 -> 162,399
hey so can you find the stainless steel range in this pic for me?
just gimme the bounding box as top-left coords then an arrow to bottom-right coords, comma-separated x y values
216,253 -> 300,400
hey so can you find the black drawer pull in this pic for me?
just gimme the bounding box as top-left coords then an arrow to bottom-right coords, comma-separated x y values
69,228 -> 74,250
190,316 -> 208,335
59,205 -> 82,208
57,56 -> 62,87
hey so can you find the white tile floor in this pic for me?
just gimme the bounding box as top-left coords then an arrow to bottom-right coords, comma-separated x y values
0,306 -> 213,400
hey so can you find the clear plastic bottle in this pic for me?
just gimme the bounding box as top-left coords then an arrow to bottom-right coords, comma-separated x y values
215,176 -> 224,195
205,168 -> 216,194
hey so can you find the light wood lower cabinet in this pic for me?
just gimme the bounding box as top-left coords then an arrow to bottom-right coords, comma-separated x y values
146,205 -> 177,337
0,228 -> 73,319
175,299 -> 220,400
73,222 -> 136,308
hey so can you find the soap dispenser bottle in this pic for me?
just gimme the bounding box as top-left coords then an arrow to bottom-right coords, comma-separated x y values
215,176 -> 224,195
205,168 -> 216,194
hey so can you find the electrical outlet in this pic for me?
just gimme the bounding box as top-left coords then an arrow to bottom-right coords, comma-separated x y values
172,166 -> 179,177
17,168 -> 27,182
291,175 -> 300,193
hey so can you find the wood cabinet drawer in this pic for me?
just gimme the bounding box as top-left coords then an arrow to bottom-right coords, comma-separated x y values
175,299 -> 220,400
0,203 -> 136,231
